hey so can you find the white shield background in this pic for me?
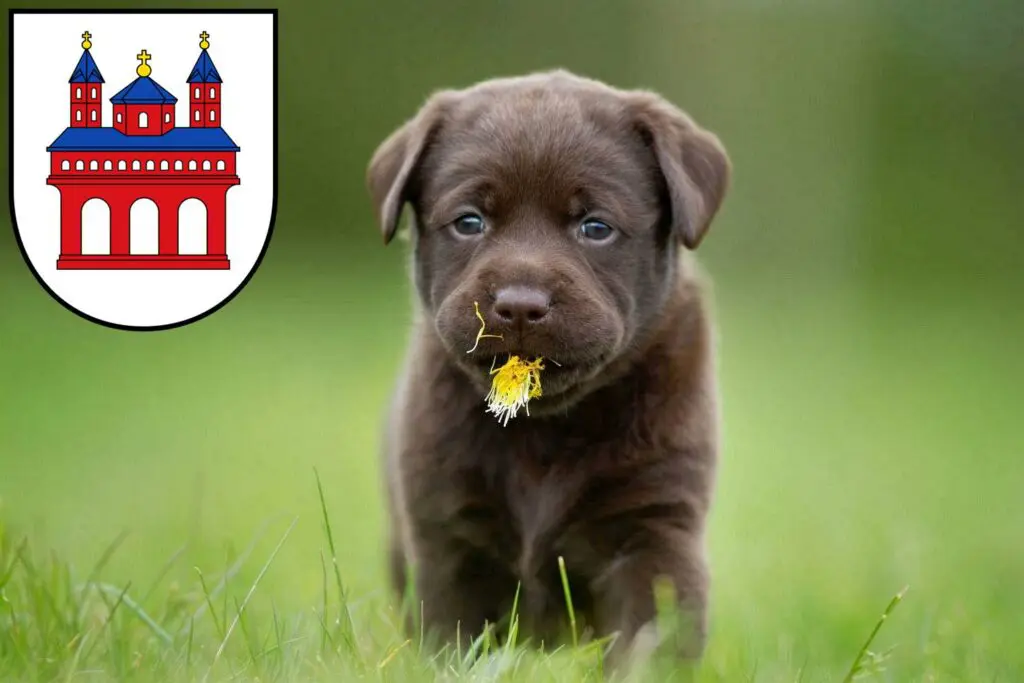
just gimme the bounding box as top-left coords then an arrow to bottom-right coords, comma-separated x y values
11,12 -> 275,329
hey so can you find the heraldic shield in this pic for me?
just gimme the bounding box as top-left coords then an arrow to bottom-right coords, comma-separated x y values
9,10 -> 277,330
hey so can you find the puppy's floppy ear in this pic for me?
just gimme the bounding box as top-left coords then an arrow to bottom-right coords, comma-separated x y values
367,90 -> 456,244
629,93 -> 731,249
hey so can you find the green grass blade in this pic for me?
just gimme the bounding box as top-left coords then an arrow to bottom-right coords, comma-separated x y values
202,515 -> 298,683
79,581 -> 132,665
557,556 -> 578,648
314,467 -> 356,651
180,517 -> 276,634
194,567 -> 226,643
506,581 -> 522,653
93,582 -> 173,645
139,542 -> 187,607
842,585 -> 909,683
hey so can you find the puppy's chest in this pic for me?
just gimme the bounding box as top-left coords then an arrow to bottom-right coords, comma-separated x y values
469,430 -> 613,575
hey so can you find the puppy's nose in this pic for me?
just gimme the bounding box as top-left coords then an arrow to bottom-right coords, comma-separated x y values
493,285 -> 551,324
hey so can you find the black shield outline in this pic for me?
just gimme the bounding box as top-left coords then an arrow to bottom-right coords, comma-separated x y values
7,7 -> 279,332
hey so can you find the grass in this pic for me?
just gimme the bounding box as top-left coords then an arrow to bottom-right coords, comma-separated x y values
0,483 -> 912,683
2,267 -> 1023,682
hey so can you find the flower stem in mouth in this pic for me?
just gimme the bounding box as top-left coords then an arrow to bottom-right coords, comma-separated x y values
485,355 -> 544,426
467,301 -> 503,354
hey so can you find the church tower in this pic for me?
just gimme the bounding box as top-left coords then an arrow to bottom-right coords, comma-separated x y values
110,50 -> 177,136
187,31 -> 223,128
69,31 -> 104,128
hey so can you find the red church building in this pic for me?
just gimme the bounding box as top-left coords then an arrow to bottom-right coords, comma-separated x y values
46,31 -> 240,269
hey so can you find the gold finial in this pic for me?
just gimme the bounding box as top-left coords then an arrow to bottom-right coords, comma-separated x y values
81,31 -> 92,50
199,31 -> 210,50
136,49 -> 152,77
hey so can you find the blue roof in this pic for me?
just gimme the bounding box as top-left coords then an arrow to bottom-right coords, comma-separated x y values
110,76 -> 178,104
47,127 -> 240,152
69,49 -> 104,83
187,50 -> 222,84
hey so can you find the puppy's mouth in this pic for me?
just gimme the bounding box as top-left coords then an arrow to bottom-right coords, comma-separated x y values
433,291 -> 626,412
464,348 -> 602,400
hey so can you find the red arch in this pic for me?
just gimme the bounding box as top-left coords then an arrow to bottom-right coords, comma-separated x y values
51,176 -> 236,269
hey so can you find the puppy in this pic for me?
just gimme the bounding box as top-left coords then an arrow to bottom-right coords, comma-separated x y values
367,70 -> 730,666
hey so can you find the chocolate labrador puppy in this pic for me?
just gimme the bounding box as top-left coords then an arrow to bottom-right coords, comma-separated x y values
367,69 -> 730,666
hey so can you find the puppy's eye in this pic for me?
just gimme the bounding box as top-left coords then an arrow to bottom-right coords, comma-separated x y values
452,214 -> 485,237
579,219 -> 614,242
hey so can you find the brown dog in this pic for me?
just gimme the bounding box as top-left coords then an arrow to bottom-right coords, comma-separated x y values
367,70 -> 730,666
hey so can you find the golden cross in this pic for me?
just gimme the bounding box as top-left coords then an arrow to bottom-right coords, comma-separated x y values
82,31 -> 91,42
200,31 -> 209,42
135,49 -> 152,77
199,31 -> 210,49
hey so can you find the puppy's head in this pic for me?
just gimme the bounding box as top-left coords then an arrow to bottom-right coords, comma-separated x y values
368,70 -> 730,412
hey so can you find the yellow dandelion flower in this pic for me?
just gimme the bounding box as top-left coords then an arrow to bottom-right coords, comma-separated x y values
464,302 -> 543,424
485,355 -> 544,426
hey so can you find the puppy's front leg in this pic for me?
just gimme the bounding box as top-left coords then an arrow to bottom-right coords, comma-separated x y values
591,529 -> 709,670
412,533 -> 516,649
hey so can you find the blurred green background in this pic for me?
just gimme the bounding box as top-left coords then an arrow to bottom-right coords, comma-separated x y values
2,0 -> 1023,679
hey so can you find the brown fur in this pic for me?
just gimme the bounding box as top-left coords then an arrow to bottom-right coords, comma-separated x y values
367,69 -> 730,667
